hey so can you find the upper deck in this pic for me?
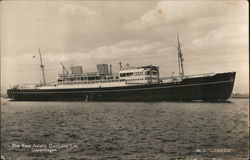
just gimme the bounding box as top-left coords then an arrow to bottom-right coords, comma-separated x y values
10,64 -> 216,90
57,64 -> 160,86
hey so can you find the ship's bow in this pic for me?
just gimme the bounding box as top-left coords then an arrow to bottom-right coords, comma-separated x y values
201,72 -> 236,101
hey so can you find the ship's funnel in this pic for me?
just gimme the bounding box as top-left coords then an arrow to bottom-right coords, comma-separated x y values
97,64 -> 109,75
71,66 -> 83,75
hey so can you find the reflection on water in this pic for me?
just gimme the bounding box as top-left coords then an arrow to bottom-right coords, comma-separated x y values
1,98 -> 249,159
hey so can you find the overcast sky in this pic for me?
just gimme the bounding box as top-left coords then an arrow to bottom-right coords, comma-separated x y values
1,1 -> 249,93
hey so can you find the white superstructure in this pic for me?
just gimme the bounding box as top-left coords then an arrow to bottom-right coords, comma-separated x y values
12,63 -> 161,90
119,65 -> 159,84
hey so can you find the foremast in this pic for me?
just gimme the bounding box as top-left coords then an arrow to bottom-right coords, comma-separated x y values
38,48 -> 46,84
177,33 -> 184,79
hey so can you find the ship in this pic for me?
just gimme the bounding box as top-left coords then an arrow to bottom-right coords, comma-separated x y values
7,35 -> 236,102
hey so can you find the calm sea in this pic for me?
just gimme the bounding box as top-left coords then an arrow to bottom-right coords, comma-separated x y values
1,98 -> 249,160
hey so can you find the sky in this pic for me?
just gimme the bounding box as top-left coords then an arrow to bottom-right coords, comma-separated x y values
1,0 -> 249,93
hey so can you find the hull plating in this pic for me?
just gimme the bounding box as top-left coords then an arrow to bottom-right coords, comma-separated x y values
7,72 -> 236,102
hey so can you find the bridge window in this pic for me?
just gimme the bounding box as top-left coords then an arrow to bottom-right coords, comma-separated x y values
145,71 -> 150,75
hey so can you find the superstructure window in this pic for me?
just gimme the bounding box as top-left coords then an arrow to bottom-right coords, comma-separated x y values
153,72 -> 158,75
120,72 -> 133,77
145,71 -> 150,75
133,72 -> 143,76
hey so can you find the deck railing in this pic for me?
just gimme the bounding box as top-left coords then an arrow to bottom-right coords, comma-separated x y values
57,79 -> 125,85
160,72 -> 215,80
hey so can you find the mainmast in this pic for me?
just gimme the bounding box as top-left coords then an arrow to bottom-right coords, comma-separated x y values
177,33 -> 184,79
38,48 -> 46,84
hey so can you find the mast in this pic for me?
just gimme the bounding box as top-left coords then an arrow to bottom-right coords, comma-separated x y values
38,48 -> 46,84
177,33 -> 184,79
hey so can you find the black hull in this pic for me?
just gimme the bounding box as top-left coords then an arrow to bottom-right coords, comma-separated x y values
7,72 -> 236,102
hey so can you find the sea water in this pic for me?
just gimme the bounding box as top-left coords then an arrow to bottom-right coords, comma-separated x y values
1,98 -> 249,160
